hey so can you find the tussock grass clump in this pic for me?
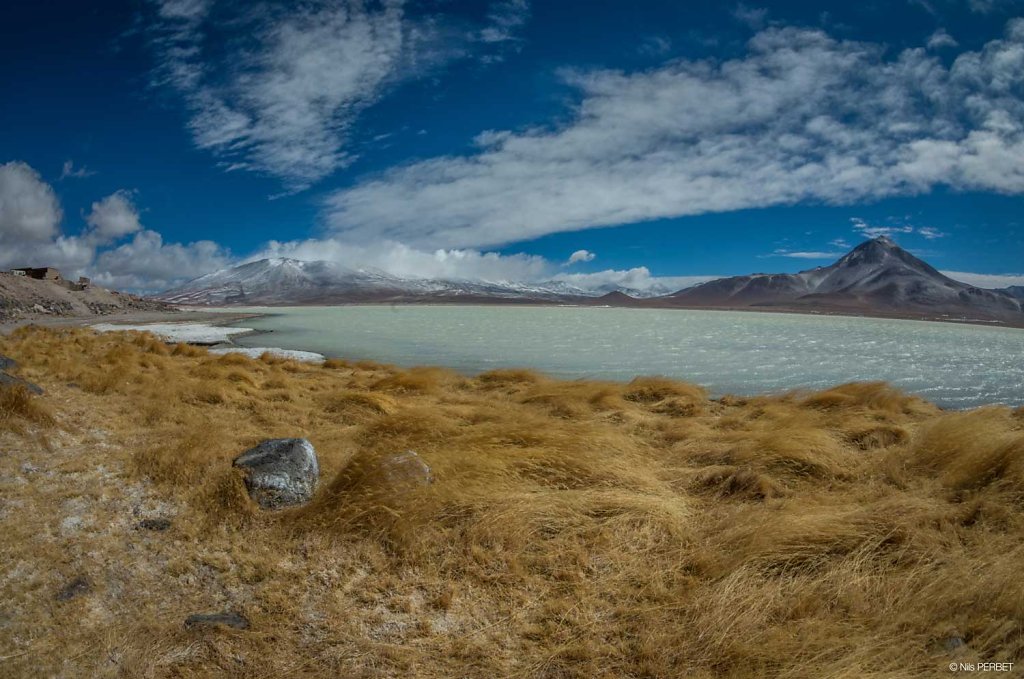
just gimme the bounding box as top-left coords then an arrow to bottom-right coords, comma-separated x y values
0,384 -> 53,432
801,381 -> 936,416
905,408 -> 1024,493
1,326 -> 1022,679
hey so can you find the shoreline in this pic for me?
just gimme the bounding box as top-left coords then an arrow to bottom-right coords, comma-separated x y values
178,300 -> 1024,330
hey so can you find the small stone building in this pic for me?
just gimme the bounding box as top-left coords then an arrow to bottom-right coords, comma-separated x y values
13,267 -> 62,280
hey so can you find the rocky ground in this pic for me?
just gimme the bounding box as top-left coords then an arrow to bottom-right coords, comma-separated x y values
0,273 -> 170,325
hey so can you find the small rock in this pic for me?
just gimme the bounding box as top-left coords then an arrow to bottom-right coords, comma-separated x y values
56,576 -> 90,601
137,518 -> 172,531
945,634 -> 967,653
184,612 -> 250,630
371,450 -> 433,490
0,355 -> 16,371
0,371 -> 44,395
60,516 -> 84,534
233,438 -> 319,510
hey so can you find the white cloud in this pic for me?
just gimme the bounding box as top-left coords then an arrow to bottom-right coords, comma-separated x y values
927,28 -> 958,50
567,249 -> 596,264
323,19 -> 1024,249
551,268 -> 715,294
148,0 -> 524,190
85,191 -> 143,243
478,0 -> 530,43
0,160 -> 230,291
772,250 -> 845,259
253,238 -> 551,282
830,238 -> 851,248
638,36 -> 672,58
0,161 -> 63,244
149,1 -> 441,189
917,226 -> 946,240
59,160 -> 96,180
249,237 -> 707,294
91,230 -> 231,292
732,4 -> 769,29
943,270 -> 1024,288
850,217 -> 946,240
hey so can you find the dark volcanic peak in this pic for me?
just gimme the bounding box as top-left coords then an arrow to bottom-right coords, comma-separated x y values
666,237 -> 1023,323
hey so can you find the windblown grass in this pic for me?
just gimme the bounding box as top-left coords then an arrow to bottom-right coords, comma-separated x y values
0,325 -> 1021,678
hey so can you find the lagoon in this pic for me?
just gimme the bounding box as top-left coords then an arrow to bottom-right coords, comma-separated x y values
225,305 -> 1024,409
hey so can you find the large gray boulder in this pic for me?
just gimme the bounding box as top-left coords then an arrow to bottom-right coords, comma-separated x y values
0,354 -> 16,371
233,438 -> 319,509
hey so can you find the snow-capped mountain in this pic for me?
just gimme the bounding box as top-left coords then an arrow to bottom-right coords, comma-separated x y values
664,236 -> 1024,321
154,258 -> 656,305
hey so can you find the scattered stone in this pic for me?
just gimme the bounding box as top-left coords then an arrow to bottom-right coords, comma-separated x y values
56,576 -> 90,601
137,517 -> 172,531
60,516 -> 84,534
184,612 -> 250,630
0,371 -> 43,395
945,634 -> 967,654
371,450 -> 433,490
233,438 -> 319,510
0,354 -> 16,371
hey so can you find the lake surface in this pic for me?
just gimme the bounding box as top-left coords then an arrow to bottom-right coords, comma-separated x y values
226,305 -> 1024,409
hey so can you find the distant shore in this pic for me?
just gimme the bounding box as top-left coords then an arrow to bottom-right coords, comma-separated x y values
0,308 -> 266,335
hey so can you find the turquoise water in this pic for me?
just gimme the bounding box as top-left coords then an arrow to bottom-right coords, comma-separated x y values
226,305 -> 1024,409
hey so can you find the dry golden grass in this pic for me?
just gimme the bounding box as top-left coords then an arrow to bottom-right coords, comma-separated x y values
0,325 -> 1022,678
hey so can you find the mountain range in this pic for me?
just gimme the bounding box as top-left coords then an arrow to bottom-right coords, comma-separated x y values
154,237 -> 1024,326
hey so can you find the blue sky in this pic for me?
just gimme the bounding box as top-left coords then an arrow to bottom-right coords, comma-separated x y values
1,0 -> 1023,291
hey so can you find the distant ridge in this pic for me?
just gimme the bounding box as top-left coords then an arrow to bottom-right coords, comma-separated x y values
662,236 -> 1023,323
153,238 -> 1024,326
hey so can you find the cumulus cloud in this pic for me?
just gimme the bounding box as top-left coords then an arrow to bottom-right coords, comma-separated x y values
0,161 -> 63,244
253,238 -> 550,282
0,160 -> 230,291
85,191 -> 143,243
91,230 -> 231,292
248,237 -> 706,294
567,249 -> 596,264
927,28 -> 958,49
323,19 -> 1024,249
551,268 -> 716,294
943,270 -> 1024,288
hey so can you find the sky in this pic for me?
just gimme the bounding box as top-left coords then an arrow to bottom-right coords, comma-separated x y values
1,0 -> 1023,292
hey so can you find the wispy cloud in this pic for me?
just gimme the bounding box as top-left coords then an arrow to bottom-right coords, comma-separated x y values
478,0 -> 530,43
771,249 -> 845,259
850,218 -> 945,240
943,270 -> 1024,288
59,160 -> 96,180
638,36 -> 672,58
147,0 -> 531,190
731,4 -> 769,29
322,19 -> 1024,249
